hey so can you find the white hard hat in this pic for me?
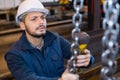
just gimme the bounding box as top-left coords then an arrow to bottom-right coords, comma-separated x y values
16,0 -> 49,24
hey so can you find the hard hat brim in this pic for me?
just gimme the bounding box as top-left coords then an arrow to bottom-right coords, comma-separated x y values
16,8 -> 49,24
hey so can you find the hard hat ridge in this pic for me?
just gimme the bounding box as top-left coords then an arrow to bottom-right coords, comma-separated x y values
16,0 -> 49,24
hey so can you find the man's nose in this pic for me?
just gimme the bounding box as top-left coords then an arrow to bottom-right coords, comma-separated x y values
37,18 -> 44,24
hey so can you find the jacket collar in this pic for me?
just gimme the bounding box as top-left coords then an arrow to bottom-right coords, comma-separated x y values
19,30 -> 57,50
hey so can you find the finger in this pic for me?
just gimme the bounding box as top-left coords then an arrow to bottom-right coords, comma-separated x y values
63,73 -> 79,80
64,68 -> 69,73
76,61 -> 89,67
76,58 -> 90,67
84,49 -> 90,54
75,74 -> 79,80
69,74 -> 79,80
77,58 -> 90,63
77,54 -> 90,60
77,58 -> 90,65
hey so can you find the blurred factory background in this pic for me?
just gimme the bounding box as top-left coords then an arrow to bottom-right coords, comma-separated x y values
0,0 -> 120,80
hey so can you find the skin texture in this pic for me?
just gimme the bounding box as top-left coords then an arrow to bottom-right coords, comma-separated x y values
19,12 -> 47,47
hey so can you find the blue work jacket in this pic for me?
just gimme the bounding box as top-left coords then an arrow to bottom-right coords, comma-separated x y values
5,30 -> 94,80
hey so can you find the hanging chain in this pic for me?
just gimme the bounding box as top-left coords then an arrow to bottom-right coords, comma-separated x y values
68,0 -> 84,74
101,0 -> 120,80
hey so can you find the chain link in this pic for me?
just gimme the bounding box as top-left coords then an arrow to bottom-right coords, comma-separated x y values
68,0 -> 84,74
101,0 -> 120,80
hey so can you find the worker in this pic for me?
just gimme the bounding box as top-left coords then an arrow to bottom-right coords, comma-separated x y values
5,0 -> 94,80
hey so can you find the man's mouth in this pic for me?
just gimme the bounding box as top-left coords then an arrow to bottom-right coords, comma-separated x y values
36,25 -> 46,31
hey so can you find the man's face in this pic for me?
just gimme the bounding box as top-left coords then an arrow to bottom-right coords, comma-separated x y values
20,12 -> 47,38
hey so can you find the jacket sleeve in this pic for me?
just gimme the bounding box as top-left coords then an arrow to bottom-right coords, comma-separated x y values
87,55 -> 95,67
5,52 -> 59,80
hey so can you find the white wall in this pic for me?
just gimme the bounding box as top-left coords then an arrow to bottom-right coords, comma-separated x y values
0,0 -> 60,10
0,0 -> 22,10
39,0 -> 58,3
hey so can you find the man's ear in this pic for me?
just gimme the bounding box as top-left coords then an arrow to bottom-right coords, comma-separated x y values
19,22 -> 26,30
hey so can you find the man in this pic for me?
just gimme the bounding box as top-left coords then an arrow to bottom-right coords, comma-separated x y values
5,0 -> 94,80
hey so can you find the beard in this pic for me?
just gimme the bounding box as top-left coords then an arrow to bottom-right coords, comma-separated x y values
25,25 -> 46,38
26,30 -> 45,38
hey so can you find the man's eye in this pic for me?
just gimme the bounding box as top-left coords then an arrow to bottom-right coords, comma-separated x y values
31,18 -> 36,21
41,16 -> 46,19
30,17 -> 37,21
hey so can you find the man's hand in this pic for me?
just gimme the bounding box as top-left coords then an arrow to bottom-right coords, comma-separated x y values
58,69 -> 79,80
76,49 -> 91,67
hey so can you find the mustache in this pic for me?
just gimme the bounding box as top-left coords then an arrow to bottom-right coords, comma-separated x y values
36,25 -> 46,30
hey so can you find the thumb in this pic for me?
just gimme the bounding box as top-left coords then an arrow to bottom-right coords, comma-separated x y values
64,68 -> 69,73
